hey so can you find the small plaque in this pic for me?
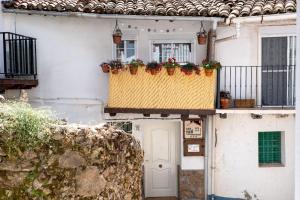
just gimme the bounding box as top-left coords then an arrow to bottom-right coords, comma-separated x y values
188,144 -> 200,152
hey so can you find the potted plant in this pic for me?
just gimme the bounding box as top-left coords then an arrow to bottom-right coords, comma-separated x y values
220,91 -> 231,109
112,20 -> 122,45
146,61 -> 161,75
197,22 -> 207,45
202,59 -> 221,77
109,60 -> 123,74
162,58 -> 179,76
181,62 -> 196,75
129,59 -> 144,75
100,62 -> 110,73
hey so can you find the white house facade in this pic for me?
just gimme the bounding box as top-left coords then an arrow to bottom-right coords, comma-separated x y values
0,0 -> 297,199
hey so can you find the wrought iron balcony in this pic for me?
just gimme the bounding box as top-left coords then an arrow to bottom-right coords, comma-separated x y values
216,65 -> 295,109
0,32 -> 38,92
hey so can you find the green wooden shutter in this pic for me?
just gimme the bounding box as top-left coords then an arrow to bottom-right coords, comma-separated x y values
258,131 -> 281,164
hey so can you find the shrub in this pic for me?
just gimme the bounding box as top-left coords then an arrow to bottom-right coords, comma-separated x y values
0,101 -> 56,157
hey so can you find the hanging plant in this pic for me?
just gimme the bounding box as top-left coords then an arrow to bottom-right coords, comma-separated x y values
128,59 -> 144,75
112,20 -> 122,45
146,61 -> 161,75
197,22 -> 207,45
202,59 -> 221,77
100,62 -> 110,73
109,60 -> 124,74
162,58 -> 180,76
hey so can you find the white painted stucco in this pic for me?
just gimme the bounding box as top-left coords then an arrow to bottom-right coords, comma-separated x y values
295,2 -> 300,199
214,114 -> 295,200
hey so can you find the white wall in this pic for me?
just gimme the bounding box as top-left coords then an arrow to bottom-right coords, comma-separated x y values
2,13 -> 209,123
295,1 -> 300,198
214,114 -> 295,200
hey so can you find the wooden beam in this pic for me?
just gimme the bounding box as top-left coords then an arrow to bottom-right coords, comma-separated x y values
104,107 -> 216,115
0,79 -> 38,90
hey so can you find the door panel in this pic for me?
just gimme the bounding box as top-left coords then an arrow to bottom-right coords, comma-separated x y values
144,121 -> 179,197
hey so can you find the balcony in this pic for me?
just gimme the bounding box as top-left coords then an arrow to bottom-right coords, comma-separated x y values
217,65 -> 295,110
0,32 -> 38,92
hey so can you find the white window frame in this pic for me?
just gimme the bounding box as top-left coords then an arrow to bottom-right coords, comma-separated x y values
258,26 -> 296,107
149,40 -> 196,64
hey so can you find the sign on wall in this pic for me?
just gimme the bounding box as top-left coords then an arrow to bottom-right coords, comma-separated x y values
184,120 -> 203,139
183,119 -> 205,156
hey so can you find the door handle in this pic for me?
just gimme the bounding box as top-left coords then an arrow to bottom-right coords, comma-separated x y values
158,164 -> 162,168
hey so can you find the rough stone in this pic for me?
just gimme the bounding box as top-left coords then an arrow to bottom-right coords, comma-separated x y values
75,166 -> 107,197
58,150 -> 86,169
0,124 -> 143,199
179,169 -> 205,200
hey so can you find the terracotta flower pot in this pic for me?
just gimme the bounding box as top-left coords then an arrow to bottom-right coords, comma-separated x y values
195,69 -> 201,75
220,98 -> 230,109
182,69 -> 193,75
197,34 -> 207,45
205,69 -> 214,77
129,66 -> 138,75
111,68 -> 119,74
150,68 -> 158,75
113,34 -> 122,44
101,64 -> 110,73
166,67 -> 176,76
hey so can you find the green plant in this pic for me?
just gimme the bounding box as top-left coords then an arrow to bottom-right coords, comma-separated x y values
109,60 -> 123,70
162,58 -> 179,68
146,61 -> 160,69
0,102 -> 56,157
181,62 -> 196,71
202,59 -> 221,70
220,91 -> 231,99
129,59 -> 144,68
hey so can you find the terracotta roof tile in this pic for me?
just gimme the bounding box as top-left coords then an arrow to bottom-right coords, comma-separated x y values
2,0 -> 297,18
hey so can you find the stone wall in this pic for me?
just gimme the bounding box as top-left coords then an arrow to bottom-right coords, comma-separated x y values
0,124 -> 143,199
179,169 -> 205,200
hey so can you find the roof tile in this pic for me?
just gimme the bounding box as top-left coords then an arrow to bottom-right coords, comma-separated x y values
2,0 -> 296,18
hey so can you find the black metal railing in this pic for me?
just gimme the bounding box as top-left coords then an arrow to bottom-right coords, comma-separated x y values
0,32 -> 37,79
216,65 -> 296,109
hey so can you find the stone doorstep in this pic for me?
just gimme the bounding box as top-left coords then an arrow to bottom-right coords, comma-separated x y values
145,197 -> 178,200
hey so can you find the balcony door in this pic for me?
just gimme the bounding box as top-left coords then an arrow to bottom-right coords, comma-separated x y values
261,36 -> 296,106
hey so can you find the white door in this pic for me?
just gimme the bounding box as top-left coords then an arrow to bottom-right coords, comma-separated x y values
144,121 -> 179,197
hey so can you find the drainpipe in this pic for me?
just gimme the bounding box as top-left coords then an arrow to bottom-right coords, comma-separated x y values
205,20 -> 217,200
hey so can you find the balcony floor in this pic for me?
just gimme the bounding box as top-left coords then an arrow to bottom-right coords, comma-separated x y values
0,79 -> 38,92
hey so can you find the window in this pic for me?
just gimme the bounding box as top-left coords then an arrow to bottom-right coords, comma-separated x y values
261,36 -> 296,106
152,42 -> 192,64
107,121 -> 132,134
116,40 -> 136,63
258,131 -> 282,165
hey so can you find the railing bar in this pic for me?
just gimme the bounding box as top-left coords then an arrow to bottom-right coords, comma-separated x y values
245,66 -> 247,100
25,38 -> 28,75
2,33 -> 7,75
240,66 -> 241,100
258,66 -> 260,107
34,39 -> 37,79
250,66 -> 253,101
19,36 -> 23,75
281,65 -> 284,108
235,67 -> 237,107
9,33 -> 14,76
229,67 -> 232,96
224,66 -> 227,92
